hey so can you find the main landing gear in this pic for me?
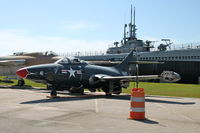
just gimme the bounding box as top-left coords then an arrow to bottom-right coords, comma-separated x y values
17,79 -> 25,86
47,84 -> 85,98
50,88 -> 57,96
69,85 -> 84,95
47,84 -> 58,97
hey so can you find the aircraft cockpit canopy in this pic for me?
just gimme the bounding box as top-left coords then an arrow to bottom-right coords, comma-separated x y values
55,57 -> 87,65
44,51 -> 58,56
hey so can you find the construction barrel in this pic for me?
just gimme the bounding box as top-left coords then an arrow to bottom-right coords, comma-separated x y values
129,88 -> 145,120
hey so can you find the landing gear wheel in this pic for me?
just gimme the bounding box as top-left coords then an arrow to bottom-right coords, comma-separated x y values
79,89 -> 84,95
102,88 -> 112,96
46,84 -> 59,98
17,79 -> 25,86
51,89 -> 57,97
113,87 -> 122,95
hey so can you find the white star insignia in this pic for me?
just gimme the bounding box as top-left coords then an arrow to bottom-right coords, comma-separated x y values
68,67 -> 76,78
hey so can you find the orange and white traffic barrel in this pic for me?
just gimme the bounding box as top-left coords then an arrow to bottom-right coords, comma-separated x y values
129,88 -> 145,120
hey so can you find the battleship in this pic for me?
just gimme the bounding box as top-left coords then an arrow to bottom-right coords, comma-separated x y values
74,6 -> 200,84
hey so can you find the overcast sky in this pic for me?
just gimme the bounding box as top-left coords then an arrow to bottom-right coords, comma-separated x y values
0,0 -> 200,55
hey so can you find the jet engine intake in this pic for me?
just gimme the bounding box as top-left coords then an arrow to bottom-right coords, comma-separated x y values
89,74 -> 108,85
89,75 -> 102,85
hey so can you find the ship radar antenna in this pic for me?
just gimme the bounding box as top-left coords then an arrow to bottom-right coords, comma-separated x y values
133,6 -> 136,39
129,5 -> 137,40
129,5 -> 133,39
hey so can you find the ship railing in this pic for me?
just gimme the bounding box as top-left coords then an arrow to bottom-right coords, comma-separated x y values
58,42 -> 200,57
172,42 -> 200,50
58,50 -> 107,57
153,42 -> 200,51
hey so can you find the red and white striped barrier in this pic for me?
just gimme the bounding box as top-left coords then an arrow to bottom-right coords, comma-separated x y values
129,88 -> 145,120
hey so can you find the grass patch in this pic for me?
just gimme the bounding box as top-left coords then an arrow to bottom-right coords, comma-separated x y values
123,82 -> 200,98
1,76 -> 200,98
0,76 -> 46,88
22,79 -> 46,88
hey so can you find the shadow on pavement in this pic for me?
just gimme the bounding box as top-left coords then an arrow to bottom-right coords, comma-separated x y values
20,93 -> 196,105
145,99 -> 195,105
131,119 -> 159,124
0,85 -> 47,91
1,85 -> 195,105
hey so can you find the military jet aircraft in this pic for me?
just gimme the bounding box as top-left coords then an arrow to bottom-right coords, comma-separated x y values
0,51 -> 58,86
16,51 -> 180,96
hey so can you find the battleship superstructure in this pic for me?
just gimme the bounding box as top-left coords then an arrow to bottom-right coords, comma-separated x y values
106,6 -> 153,54
74,6 -> 200,84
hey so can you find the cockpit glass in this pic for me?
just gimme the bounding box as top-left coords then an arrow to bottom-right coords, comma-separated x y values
69,57 -> 81,63
55,57 -> 69,64
44,51 -> 57,56
55,57 -> 86,64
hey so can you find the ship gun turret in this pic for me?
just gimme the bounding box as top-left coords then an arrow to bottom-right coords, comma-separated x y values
143,40 -> 154,51
157,39 -> 173,51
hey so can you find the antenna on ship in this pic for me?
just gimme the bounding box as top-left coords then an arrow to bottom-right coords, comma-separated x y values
133,6 -> 136,39
129,5 -> 133,39
124,24 -> 127,44
129,5 -> 137,40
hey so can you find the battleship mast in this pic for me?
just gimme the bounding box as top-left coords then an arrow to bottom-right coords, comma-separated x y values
129,5 -> 133,39
127,5 -> 137,42
133,6 -> 136,39
107,5 -> 152,54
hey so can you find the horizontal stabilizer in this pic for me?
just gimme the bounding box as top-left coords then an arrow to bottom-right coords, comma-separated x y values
129,61 -> 164,64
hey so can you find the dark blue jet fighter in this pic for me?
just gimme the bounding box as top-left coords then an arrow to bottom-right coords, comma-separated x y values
16,51 -> 180,96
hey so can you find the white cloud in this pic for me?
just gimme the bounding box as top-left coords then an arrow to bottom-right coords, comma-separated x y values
0,29 -> 110,56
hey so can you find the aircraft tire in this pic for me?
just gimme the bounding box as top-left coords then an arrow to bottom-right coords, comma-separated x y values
79,89 -> 84,95
17,79 -> 25,86
102,88 -> 113,96
101,88 -> 109,93
113,87 -> 122,95
50,89 -> 57,96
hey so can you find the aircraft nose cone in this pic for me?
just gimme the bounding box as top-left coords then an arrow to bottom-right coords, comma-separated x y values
16,68 -> 29,78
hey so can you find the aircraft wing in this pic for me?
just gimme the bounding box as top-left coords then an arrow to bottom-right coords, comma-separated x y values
99,75 -> 159,81
0,59 -> 26,66
94,71 -> 181,83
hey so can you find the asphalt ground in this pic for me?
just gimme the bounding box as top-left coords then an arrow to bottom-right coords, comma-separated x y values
0,86 -> 199,133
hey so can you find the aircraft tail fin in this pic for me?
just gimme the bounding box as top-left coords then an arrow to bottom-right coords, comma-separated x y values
115,50 -> 136,72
